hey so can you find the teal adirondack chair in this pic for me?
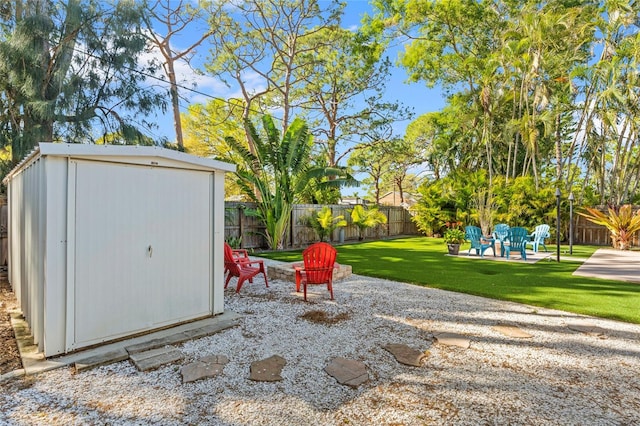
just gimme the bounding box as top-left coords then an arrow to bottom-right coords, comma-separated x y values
526,224 -> 550,253
493,223 -> 510,242
501,227 -> 529,260
492,223 -> 510,250
465,226 -> 496,257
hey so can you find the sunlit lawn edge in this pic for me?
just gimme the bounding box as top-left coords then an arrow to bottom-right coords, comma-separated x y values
256,237 -> 640,324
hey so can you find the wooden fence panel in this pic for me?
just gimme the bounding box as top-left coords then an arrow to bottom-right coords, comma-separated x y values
292,204 -> 320,247
572,205 -> 640,247
228,202 -> 640,248
0,196 -> 6,269
225,202 -> 420,249
224,202 -> 266,249
573,216 -> 610,246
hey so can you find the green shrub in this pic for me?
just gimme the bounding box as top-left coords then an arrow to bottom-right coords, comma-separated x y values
302,206 -> 347,242
349,205 -> 387,240
443,228 -> 466,244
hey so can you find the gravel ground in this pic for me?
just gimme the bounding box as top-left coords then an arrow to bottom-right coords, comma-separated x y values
0,276 -> 21,375
1,259 -> 639,425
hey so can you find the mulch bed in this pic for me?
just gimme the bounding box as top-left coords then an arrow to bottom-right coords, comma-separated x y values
0,275 -> 22,375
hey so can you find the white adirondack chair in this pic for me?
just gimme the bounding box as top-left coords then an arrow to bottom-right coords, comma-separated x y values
526,224 -> 550,253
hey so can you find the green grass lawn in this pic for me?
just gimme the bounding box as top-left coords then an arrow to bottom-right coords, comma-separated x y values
256,237 -> 640,324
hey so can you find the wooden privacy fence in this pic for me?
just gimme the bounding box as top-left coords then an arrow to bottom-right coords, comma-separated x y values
573,215 -> 612,246
572,206 -> 640,247
0,196 -> 6,269
225,202 -> 420,249
225,202 -> 640,249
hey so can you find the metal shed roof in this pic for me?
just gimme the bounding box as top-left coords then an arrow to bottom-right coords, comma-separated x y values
3,143 -> 236,184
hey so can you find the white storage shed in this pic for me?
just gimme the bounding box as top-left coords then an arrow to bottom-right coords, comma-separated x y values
3,143 -> 235,357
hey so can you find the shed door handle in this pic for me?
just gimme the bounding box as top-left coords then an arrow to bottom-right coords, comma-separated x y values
148,245 -> 153,257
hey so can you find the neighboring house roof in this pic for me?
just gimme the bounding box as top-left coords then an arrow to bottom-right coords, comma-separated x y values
338,196 -> 371,205
378,191 -> 416,207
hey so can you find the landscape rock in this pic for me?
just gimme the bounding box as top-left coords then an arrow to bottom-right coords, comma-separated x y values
325,357 -> 368,388
434,332 -> 471,349
568,323 -> 607,338
492,324 -> 533,338
250,355 -> 286,382
181,355 -> 229,383
382,343 -> 426,367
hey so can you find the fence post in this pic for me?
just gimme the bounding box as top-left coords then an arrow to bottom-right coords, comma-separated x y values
238,205 -> 244,248
290,206 -> 294,248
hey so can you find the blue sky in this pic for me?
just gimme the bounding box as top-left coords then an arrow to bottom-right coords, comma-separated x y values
148,1 -> 445,144
146,1 -> 445,197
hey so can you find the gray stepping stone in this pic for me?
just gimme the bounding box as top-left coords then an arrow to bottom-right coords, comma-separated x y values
382,343 -> 426,367
125,336 -> 186,355
325,357 -> 368,388
250,355 -> 286,382
129,347 -> 184,372
434,332 -> 470,349
183,320 -> 240,340
74,348 -> 130,372
181,355 -> 229,383
568,323 -> 607,338
492,324 -> 533,339
125,320 -> 239,355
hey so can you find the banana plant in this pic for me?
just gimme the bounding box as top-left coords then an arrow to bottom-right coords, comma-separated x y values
226,115 -> 356,249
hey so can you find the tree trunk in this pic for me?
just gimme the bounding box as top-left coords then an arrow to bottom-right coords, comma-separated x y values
165,60 -> 184,148
555,113 -> 562,188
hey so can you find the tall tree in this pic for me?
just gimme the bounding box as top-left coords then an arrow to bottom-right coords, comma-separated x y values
181,98 -> 245,159
405,111 -> 457,180
370,0 -> 606,193
348,138 -> 393,204
295,26 -> 411,168
571,0 -> 640,204
368,0 -> 504,182
206,0 -> 344,139
385,137 -> 423,205
141,0 -> 216,149
0,0 -> 165,163
500,2 -> 594,187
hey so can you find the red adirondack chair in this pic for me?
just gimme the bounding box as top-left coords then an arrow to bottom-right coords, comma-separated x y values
224,243 -> 268,293
223,242 -> 250,278
295,242 -> 337,302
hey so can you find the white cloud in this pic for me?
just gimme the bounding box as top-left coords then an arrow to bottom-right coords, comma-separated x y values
140,39 -> 230,101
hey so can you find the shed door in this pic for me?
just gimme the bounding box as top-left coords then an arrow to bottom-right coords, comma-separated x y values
72,161 -> 212,346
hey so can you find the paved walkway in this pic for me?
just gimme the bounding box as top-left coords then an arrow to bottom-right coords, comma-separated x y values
573,248 -> 640,283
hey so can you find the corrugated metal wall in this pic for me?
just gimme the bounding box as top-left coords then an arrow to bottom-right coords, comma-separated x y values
8,156 -> 47,351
